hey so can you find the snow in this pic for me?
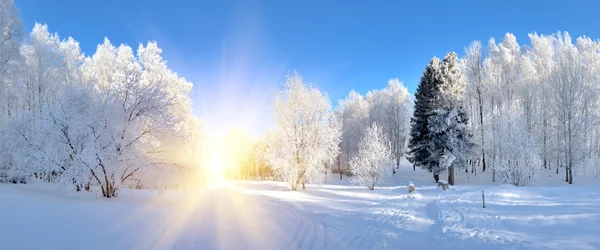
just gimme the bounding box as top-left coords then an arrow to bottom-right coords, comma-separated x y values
2,161 -> 600,249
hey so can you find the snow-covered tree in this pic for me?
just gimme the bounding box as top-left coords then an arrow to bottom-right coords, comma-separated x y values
350,123 -> 394,190
20,23 -> 73,113
337,90 -> 369,179
337,79 -> 411,178
0,0 -> 21,124
408,58 -> 444,181
266,71 -> 341,191
548,32 -> 598,184
491,101 -> 543,186
72,40 -> 193,196
437,52 -> 472,185
366,79 -> 412,173
462,41 -> 486,173
427,108 -> 473,185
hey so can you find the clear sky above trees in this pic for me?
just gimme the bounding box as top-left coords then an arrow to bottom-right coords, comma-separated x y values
17,0 -> 600,134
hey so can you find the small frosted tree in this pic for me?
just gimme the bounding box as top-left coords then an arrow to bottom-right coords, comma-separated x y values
350,123 -> 395,190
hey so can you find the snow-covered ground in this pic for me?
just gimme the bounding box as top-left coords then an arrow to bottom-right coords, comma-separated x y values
2,162 -> 600,250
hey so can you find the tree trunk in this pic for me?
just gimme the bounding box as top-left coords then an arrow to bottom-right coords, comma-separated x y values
478,84 -> 486,172
337,155 -> 342,180
481,150 -> 486,172
302,179 -> 306,190
448,167 -> 455,185
433,173 -> 439,183
568,165 -> 573,184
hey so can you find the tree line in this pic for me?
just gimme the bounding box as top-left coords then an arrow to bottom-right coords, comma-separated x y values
235,32 -> 600,189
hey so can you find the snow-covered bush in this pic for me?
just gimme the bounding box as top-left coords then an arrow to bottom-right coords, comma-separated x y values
0,170 -> 28,184
350,123 -> 395,190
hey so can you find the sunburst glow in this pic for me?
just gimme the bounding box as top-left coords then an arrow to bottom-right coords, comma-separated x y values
201,136 -> 228,185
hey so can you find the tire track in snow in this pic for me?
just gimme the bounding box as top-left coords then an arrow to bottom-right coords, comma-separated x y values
339,191 -> 421,249
272,198 -> 327,250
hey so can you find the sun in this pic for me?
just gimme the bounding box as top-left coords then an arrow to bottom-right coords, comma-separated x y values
207,144 -> 227,180
200,136 -> 228,184
197,125 -> 256,185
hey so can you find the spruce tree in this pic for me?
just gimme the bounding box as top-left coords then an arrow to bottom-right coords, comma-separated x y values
408,52 -> 473,185
431,52 -> 473,185
427,107 -> 473,185
407,58 -> 443,182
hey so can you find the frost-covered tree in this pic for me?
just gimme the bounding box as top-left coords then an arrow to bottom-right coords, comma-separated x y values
548,33 -> 598,184
72,40 -> 192,197
0,0 -> 21,123
437,52 -> 472,185
462,41 -> 486,173
491,101 -> 542,186
337,90 -> 369,179
20,23 -> 72,113
350,123 -> 394,190
267,72 -> 341,191
527,33 -> 555,170
337,79 -> 411,178
366,79 -> 411,173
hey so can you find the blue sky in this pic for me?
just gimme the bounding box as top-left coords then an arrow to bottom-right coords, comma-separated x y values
18,0 -> 600,135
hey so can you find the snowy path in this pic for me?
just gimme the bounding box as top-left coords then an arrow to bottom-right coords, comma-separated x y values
3,167 -> 600,249
0,183 -> 329,250
225,171 -> 600,250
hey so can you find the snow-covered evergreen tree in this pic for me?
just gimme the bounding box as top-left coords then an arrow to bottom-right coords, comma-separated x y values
408,58 -> 444,181
350,123 -> 394,190
436,52 -> 473,185
427,108 -> 473,185
409,53 -> 472,185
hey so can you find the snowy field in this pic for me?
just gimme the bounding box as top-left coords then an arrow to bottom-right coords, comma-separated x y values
2,162 -> 600,250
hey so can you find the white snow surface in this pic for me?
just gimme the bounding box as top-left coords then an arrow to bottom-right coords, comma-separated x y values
2,161 -> 600,250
